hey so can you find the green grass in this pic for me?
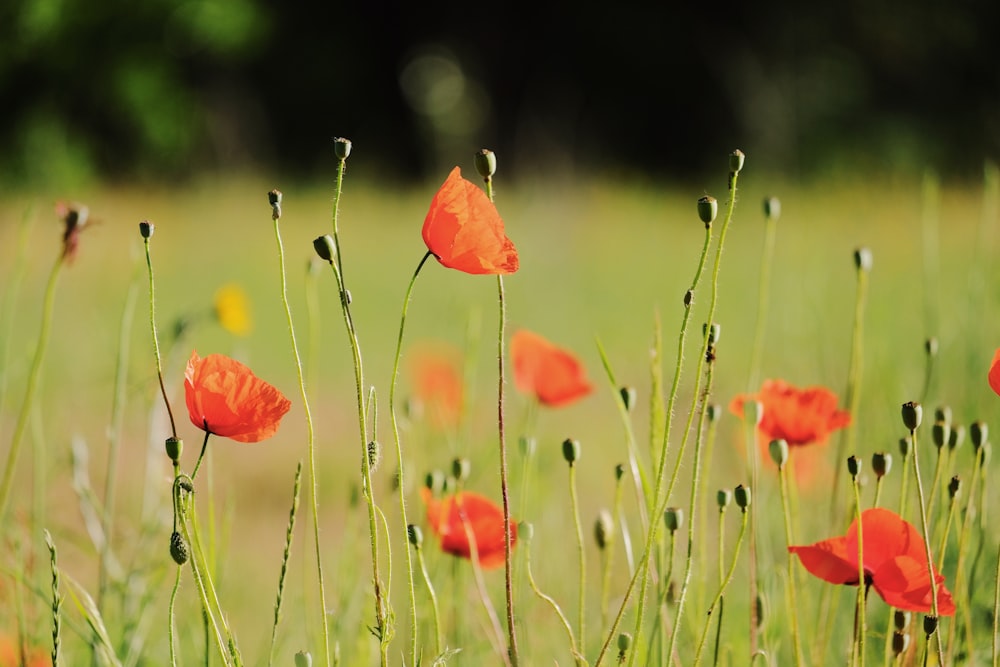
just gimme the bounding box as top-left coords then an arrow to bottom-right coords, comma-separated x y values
1,163 -> 998,665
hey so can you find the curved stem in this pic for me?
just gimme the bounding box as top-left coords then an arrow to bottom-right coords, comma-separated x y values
908,426 -> 943,665
144,237 -> 178,438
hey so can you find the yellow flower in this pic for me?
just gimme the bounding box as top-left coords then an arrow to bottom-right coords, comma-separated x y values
214,283 -> 252,337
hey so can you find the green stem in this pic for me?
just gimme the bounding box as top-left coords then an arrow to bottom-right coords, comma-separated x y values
746,211 -> 777,393
779,461 -> 804,667
169,565 -> 182,667
0,254 -> 64,523
908,426 -> 943,665
268,462 -> 302,667
568,462 -> 587,662
525,531 -> 580,660
852,478 -> 866,667
496,273 -> 519,666
693,507 -> 749,667
414,544 -> 443,657
143,237 -> 178,439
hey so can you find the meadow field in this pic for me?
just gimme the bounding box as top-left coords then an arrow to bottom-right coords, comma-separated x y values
1,153 -> 998,666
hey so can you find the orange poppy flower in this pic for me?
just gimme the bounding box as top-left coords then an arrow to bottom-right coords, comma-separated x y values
420,487 -> 516,569
729,379 -> 850,446
511,329 -> 592,408
0,634 -> 47,667
988,348 -> 1000,396
409,344 -> 464,429
789,508 -> 955,615
421,167 -> 519,275
184,351 -> 292,443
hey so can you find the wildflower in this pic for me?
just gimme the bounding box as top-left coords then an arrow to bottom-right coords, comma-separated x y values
421,167 -> 519,275
511,329 -> 592,408
184,351 -> 291,443
420,487 -> 516,569
730,379 -> 850,446
988,348 -> 1000,396
409,344 -> 464,429
213,283 -> 253,337
0,634 -> 47,667
788,508 -> 955,615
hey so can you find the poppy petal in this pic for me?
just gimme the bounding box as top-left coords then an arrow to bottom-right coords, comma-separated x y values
420,487 -> 516,569
788,536 -> 859,585
872,555 -> 956,616
511,329 -> 592,408
845,508 -> 926,574
989,348 -> 1000,397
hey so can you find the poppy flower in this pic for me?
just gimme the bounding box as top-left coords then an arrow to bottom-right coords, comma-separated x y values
421,167 -> 519,275
988,348 -> 1000,396
789,508 -> 955,615
184,351 -> 292,443
420,487 -> 516,569
409,344 -> 464,429
213,283 -> 253,337
511,329 -> 592,408
729,379 -> 850,446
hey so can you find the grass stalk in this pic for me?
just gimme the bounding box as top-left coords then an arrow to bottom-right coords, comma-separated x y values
267,462 -> 302,666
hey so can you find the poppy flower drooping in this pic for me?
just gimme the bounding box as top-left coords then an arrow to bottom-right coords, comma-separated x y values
789,508 -> 955,615
421,487 -> 516,569
730,379 -> 851,446
988,348 -> 1000,397
185,351 -> 292,443
421,167 -> 519,275
512,329 -> 593,408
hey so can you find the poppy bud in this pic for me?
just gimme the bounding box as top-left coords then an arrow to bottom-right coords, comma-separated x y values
734,484 -> 751,511
717,488 -> 732,509
979,441 -> 992,466
614,463 -> 625,481
925,337 -> 939,358
934,405 -> 952,426
703,322 -> 721,345
165,437 -> 183,464
948,424 -> 965,451
932,421 -> 950,449
424,470 -> 445,494
744,400 -> 764,427
729,149 -> 745,175
519,435 -> 536,457
923,615 -> 938,636
619,386 -> 637,412
894,609 -> 911,630
295,651 -> 313,667
769,439 -> 789,468
763,196 -> 781,220
899,436 -> 912,458
755,592 -> 767,628
617,631 -> 632,660
366,441 -> 381,472
313,235 -> 336,263
847,455 -> 861,479
594,509 -> 615,550
407,523 -> 423,547
901,402 -> 922,431
452,457 -> 471,482
892,631 -> 909,656
562,438 -> 581,465
872,452 -> 892,478
333,137 -> 352,160
697,196 -> 718,226
707,403 -> 721,423
948,475 -> 961,499
854,247 -> 873,272
139,220 -> 155,238
684,289 -> 694,307
268,189 -> 283,220
169,531 -> 188,565
970,421 -> 988,449
474,149 -> 497,180
520,521 -> 534,542
664,507 -> 684,533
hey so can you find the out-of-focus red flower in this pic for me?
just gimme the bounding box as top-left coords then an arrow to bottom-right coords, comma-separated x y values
0,634 -> 48,667
184,351 -> 292,443
409,344 -> 464,429
421,167 -> 519,275
730,379 -> 850,446
511,329 -> 592,408
988,348 -> 1000,397
789,508 -> 955,614
421,487 -> 515,569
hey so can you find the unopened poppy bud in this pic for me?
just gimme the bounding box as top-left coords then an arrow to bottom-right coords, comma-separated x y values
617,631 -> 632,653
901,402 -> 922,431
948,475 -> 961,499
979,441 -> 992,466
165,437 -> 183,463
619,386 -> 637,412
703,322 -> 721,345
923,615 -> 938,636
407,523 -> 423,547
755,592 -> 767,628
894,610 -> 911,631
594,509 -> 615,550
729,149 -> 745,174
872,452 -> 892,478
854,247 -> 873,272
707,403 -> 721,422
562,438 -> 581,465
452,457 -> 471,482
769,439 -> 789,468
333,137 -> 352,160
519,436 -> 536,457
847,455 -> 861,479
268,189 -> 282,220
684,289 -> 693,307
925,337 -> 938,357
520,521 -> 534,543
664,507 -> 684,533
763,196 -> 781,220
892,631 -> 909,656
949,424 -> 965,451
697,196 -> 718,225
717,488 -> 732,509
139,220 -> 154,238
744,400 -> 764,426
614,463 -> 625,481
474,149 -> 497,180
734,484 -> 751,510
899,436 -> 912,458
295,650 -> 313,667
934,405 -> 952,425
313,235 -> 336,262
932,421 -> 950,449
424,469 -> 445,494
366,441 -> 381,472
169,531 -> 188,565
970,421 -> 988,449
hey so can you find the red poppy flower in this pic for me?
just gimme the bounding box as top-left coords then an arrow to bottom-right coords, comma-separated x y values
511,329 -> 592,408
789,508 -> 955,615
988,348 -> 1000,396
729,379 -> 850,446
410,344 -> 464,429
184,351 -> 292,443
421,487 -> 516,569
421,167 -> 519,275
